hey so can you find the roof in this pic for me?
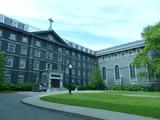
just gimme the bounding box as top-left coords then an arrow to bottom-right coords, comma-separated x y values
96,40 -> 145,56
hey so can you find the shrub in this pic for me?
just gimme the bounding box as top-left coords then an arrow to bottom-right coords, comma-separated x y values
0,82 -> 34,91
64,83 -> 76,90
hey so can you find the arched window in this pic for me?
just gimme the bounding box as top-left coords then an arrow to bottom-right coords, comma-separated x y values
102,67 -> 106,80
115,65 -> 120,80
130,63 -> 136,79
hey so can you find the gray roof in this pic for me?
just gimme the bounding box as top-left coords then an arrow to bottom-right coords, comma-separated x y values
96,40 -> 145,56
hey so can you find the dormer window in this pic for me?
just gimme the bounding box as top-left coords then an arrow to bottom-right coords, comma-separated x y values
9,33 -> 16,40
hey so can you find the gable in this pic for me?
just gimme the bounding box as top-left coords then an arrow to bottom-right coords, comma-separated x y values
31,30 -> 68,45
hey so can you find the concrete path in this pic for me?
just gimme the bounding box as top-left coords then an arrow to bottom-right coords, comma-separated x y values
22,91 -> 158,120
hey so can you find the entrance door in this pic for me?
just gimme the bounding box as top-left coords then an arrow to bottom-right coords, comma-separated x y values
51,79 -> 60,88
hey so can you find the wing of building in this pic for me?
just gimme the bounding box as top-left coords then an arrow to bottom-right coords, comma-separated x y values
0,14 -> 158,88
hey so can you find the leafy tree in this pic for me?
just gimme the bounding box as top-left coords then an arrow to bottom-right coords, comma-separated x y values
0,52 -> 5,82
133,22 -> 160,79
90,68 -> 105,90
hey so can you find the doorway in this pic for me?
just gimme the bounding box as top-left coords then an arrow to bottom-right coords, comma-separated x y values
51,79 -> 60,88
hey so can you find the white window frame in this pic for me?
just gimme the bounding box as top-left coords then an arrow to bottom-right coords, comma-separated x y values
58,55 -> 63,62
33,60 -> 40,70
128,50 -> 133,57
34,49 -> 41,57
9,33 -> 16,40
20,46 -> 28,55
18,75 -> 24,84
35,40 -> 41,47
114,65 -> 121,85
6,56 -> 14,67
19,58 -> 26,69
46,63 -> 52,70
12,20 -> 18,28
129,63 -> 137,84
22,37 -> 28,44
0,30 -> 2,37
65,68 -> 69,74
7,43 -> 16,52
58,48 -> 62,54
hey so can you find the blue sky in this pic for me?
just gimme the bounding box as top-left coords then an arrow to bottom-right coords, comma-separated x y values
0,0 -> 160,50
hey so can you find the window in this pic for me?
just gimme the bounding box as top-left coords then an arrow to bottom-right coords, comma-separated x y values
9,33 -> 16,40
102,67 -> 106,80
115,65 -> 120,80
72,69 -> 75,75
34,49 -> 41,57
72,59 -> 76,65
33,60 -> 40,70
121,52 -> 125,57
7,43 -> 16,52
22,37 -> 28,44
78,70 -> 80,76
20,46 -> 28,55
83,62 -> 85,68
130,63 -> 136,79
5,74 -> 10,82
0,40 -> 2,50
65,68 -> 69,74
66,58 -> 69,64
58,48 -> 62,54
35,40 -> 41,47
6,56 -> 13,67
78,54 -> 81,58
78,61 -> 81,66
46,52 -> 50,59
46,63 -> 52,70
72,52 -> 75,57
83,71 -> 85,76
18,75 -> 24,84
66,50 -> 69,55
0,30 -> 2,37
12,20 -> 18,27
50,53 -> 53,60
128,51 -> 133,56
58,55 -> 63,62
19,58 -> 26,69
58,65 -> 62,71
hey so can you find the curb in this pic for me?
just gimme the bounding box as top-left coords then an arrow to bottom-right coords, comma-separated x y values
21,91 -> 158,120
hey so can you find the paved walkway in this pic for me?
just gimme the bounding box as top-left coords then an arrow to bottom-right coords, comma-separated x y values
21,91 -> 158,120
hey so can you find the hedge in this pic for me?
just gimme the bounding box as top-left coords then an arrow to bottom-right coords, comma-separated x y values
0,82 -> 34,91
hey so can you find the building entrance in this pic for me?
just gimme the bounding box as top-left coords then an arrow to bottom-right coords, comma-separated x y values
51,79 -> 60,87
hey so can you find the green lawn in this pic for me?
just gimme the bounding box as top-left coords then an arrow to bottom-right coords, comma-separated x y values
41,91 -> 160,119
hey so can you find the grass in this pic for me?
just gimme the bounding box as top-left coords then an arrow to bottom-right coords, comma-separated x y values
41,91 -> 160,119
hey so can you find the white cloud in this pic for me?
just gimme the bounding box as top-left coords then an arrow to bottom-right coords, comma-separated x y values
0,0 -> 160,50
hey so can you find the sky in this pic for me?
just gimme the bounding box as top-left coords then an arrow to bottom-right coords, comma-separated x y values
0,0 -> 160,50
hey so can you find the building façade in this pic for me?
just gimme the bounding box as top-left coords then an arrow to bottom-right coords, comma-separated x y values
0,14 -> 158,88
0,14 -> 97,88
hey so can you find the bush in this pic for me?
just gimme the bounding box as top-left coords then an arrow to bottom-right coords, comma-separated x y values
64,83 -> 76,90
0,82 -> 34,91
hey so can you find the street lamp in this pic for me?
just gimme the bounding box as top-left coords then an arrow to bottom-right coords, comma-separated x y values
120,74 -> 124,91
69,64 -> 72,95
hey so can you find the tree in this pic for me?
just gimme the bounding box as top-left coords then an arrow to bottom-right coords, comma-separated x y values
90,68 -> 105,90
133,22 -> 160,79
0,52 -> 5,82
